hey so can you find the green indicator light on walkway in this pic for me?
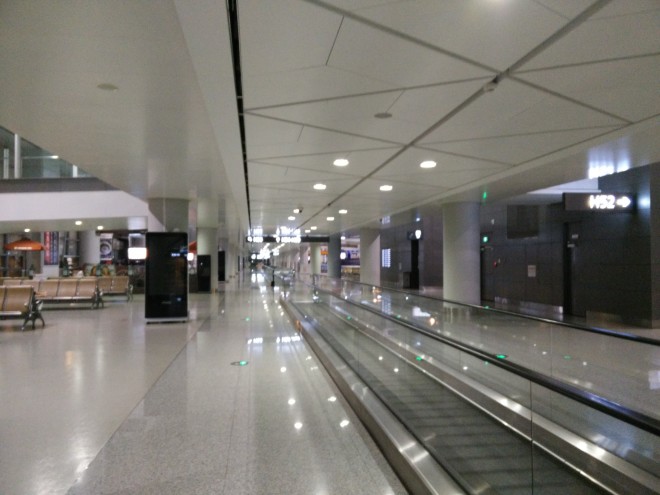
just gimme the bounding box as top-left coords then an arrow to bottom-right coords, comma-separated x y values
415,356 -> 423,361
347,316 -> 351,320
230,360 -> 249,366
239,360 -> 248,366
482,191 -> 488,201
245,317 -> 250,321
495,354 -> 508,360
564,355 -> 572,360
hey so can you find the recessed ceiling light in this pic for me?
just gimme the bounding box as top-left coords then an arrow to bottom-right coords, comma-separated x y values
313,183 -> 327,190
293,208 -> 302,214
338,209 -> 348,214
75,220 -> 83,226
24,228 -> 30,233
97,83 -> 118,91
327,216 -> 335,221
374,112 -> 392,119
420,160 -> 437,169
310,226 -> 317,230
341,235 -> 346,240
97,225 -> 104,230
305,229 -> 311,233
288,216 -> 296,221
333,158 -> 349,167
380,185 -> 393,192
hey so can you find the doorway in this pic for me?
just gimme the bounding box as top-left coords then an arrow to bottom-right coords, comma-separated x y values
563,222 -> 585,317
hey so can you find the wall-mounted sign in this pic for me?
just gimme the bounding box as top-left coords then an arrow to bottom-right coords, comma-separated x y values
563,193 -> 636,212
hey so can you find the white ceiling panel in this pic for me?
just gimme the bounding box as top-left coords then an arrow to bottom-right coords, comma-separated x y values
423,126 -> 623,165
418,79 -> 627,144
246,121 -> 398,159
248,162 -> 358,186
387,79 -> 492,130
378,146 -> 507,176
239,0 -> 342,76
243,66 -> 397,108
327,0 -> 570,71
327,18 -> 491,87
532,1 -> 596,19
244,115 -> 303,147
249,92 -> 434,144
520,7 -> 660,70
589,0 -> 660,18
253,147 -> 402,176
374,167 -> 506,190
517,56 -> 660,122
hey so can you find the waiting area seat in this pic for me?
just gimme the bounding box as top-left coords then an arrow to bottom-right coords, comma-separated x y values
96,276 -> 132,302
0,286 -> 44,331
1,278 -> 102,309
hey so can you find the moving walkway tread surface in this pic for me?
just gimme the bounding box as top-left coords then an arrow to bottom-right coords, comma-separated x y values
295,300 -> 610,495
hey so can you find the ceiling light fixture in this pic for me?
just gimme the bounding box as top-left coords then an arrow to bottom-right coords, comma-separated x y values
310,226 -> 317,230
75,220 -> 83,226
293,207 -> 302,214
338,209 -> 348,214
420,160 -> 436,169
97,226 -> 104,230
313,183 -> 327,190
380,185 -> 393,192
305,229 -> 311,233
288,216 -> 296,221
333,158 -> 349,167
327,216 -> 335,221
24,228 -> 30,233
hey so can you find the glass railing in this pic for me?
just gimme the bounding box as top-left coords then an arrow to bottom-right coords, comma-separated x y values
285,274 -> 660,495
1,125 -> 92,180
298,274 -> 659,420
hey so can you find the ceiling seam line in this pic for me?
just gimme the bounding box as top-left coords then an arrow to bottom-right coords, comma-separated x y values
248,146 -> 402,162
510,76 -> 633,124
514,52 -> 660,75
243,111 -> 407,146
507,0 -> 613,73
325,16 -> 344,66
418,124 -> 624,145
302,0 -> 499,74
244,76 -> 491,112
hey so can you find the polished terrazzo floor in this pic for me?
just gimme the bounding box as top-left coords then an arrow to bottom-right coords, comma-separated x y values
0,272 -> 407,495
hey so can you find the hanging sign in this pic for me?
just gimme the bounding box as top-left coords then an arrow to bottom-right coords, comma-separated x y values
563,193 -> 636,212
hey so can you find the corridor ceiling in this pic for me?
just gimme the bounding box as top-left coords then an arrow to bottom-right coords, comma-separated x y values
1,0 -> 658,238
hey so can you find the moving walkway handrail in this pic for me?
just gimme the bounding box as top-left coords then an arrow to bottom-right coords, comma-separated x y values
301,276 -> 660,437
312,274 -> 659,345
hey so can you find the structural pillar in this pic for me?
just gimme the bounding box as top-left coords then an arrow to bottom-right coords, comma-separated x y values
14,134 -> 21,178
360,228 -> 380,286
327,234 -> 341,279
80,230 -> 101,266
148,198 -> 189,232
443,202 -> 480,305
197,227 -> 218,292
310,244 -> 322,275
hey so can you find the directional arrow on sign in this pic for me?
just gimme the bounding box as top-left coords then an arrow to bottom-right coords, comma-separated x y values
616,196 -> 631,208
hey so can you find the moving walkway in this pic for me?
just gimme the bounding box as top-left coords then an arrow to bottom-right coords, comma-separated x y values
279,273 -> 659,494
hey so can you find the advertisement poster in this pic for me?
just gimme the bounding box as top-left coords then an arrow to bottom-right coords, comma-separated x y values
44,232 -> 59,265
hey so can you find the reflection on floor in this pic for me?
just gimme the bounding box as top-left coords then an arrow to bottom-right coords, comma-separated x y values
0,273 -> 407,495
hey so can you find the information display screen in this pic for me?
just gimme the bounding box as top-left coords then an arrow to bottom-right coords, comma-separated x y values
145,232 -> 188,320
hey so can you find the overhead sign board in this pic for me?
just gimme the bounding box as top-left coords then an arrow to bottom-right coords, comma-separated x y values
563,193 -> 636,212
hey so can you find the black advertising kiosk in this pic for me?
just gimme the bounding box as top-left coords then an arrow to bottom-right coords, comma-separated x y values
145,232 -> 188,322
